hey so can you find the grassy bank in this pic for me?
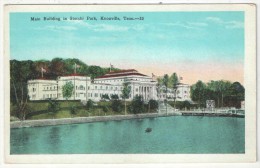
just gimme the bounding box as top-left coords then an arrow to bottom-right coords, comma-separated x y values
11,100 -> 157,121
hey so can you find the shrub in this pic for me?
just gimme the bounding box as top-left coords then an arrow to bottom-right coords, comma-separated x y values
111,99 -> 123,113
148,99 -> 158,110
86,99 -> 94,110
102,105 -> 109,113
111,94 -> 119,100
48,99 -> 60,113
70,105 -> 77,115
131,96 -> 145,114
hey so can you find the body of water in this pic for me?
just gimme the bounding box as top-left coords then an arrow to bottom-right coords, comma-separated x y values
10,116 -> 245,154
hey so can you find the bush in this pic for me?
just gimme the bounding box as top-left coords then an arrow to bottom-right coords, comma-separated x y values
111,94 -> 119,100
101,94 -> 110,100
70,105 -> 77,115
48,99 -> 60,113
169,101 -> 193,110
131,96 -> 145,114
102,105 -> 109,113
111,99 -> 123,113
148,99 -> 158,110
86,99 -> 94,110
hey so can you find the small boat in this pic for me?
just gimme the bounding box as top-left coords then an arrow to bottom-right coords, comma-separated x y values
145,128 -> 152,133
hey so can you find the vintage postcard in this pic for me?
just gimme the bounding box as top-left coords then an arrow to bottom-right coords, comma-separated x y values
4,4 -> 256,163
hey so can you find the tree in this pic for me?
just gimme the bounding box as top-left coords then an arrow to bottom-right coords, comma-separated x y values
225,82 -> 245,108
131,96 -> 145,114
122,82 -> 131,115
162,74 -> 169,114
171,73 -> 179,109
62,81 -> 74,100
191,80 -> 207,108
208,80 -> 232,108
10,60 -> 34,120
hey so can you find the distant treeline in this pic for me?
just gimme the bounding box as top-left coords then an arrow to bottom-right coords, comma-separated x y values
190,80 -> 244,108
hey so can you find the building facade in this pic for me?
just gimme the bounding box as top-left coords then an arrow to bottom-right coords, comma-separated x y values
27,69 -> 191,102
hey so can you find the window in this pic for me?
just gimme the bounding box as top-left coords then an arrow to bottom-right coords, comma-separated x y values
95,93 -> 98,97
136,88 -> 138,92
95,86 -> 97,89
88,86 -> 90,90
79,85 -> 84,90
106,86 -> 108,90
84,93 -> 86,97
76,86 -> 78,90
115,87 -> 117,90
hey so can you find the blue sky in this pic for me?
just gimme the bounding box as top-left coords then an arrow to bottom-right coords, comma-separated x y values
10,12 -> 244,84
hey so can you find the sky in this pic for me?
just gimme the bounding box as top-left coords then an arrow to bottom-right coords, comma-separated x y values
10,11 -> 244,84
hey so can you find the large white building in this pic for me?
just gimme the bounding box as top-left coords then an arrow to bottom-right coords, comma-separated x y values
27,69 -> 191,102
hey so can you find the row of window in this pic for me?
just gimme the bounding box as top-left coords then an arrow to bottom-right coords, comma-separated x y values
43,94 -> 57,98
97,78 -> 150,83
44,86 -> 57,90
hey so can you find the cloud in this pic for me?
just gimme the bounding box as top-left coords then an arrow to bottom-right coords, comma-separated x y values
161,21 -> 206,30
92,24 -> 129,32
67,20 -> 131,32
206,17 -> 244,29
35,25 -> 77,32
187,22 -> 208,27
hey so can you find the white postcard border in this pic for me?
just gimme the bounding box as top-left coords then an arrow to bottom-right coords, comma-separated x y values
4,4 -> 256,164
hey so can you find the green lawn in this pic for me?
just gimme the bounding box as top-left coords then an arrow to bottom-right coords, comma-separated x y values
11,100 -> 156,121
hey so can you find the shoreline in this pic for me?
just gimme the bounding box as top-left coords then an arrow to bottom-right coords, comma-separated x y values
10,113 -> 163,128
10,110 -> 244,128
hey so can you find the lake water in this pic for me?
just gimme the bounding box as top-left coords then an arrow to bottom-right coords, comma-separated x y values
10,116 -> 245,154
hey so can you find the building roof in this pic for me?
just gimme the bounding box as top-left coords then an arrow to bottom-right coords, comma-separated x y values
106,69 -> 137,75
96,72 -> 148,79
60,73 -> 86,77
96,69 -> 149,79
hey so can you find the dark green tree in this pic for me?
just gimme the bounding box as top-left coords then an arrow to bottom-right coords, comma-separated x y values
10,60 -> 36,120
225,82 -> 245,108
162,74 -> 169,114
171,73 -> 179,109
191,80 -> 207,108
131,96 -> 145,114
